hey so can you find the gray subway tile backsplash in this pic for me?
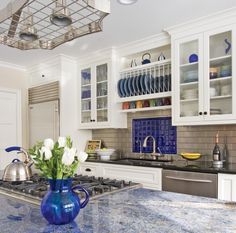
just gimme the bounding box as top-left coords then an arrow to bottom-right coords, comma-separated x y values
92,110 -> 236,162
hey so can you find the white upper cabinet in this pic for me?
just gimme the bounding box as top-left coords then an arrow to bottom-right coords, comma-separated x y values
166,9 -> 236,125
78,50 -> 127,129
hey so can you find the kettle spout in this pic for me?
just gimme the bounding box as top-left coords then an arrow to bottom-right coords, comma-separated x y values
21,148 -> 34,167
25,159 -> 34,168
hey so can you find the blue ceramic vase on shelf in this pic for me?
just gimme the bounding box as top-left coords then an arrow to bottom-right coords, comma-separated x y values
41,179 -> 89,225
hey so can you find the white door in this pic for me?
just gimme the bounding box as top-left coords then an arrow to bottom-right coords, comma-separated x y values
29,100 -> 59,147
0,89 -> 21,170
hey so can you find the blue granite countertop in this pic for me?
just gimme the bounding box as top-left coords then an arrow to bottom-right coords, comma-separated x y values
1,188 -> 236,233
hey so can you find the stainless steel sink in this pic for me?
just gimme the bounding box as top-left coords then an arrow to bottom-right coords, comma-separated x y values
115,158 -> 173,166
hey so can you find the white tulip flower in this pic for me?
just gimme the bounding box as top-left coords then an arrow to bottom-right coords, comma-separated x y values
44,138 -> 54,150
77,151 -> 88,163
40,146 -> 52,160
58,136 -> 66,148
62,147 -> 77,166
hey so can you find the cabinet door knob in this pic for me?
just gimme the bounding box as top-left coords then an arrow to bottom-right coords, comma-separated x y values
90,119 -> 92,122
199,112 -> 203,115
204,111 -> 207,115
85,168 -> 91,172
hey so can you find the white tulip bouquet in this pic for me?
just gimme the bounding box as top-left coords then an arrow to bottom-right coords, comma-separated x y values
29,136 -> 88,179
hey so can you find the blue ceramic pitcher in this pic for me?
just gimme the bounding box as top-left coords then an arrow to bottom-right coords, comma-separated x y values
41,179 -> 89,225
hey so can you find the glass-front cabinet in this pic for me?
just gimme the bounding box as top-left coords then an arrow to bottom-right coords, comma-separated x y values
177,35 -> 203,122
78,57 -> 126,129
206,28 -> 233,119
81,67 -> 92,124
172,25 -> 235,125
96,64 -> 108,123
79,62 -> 109,127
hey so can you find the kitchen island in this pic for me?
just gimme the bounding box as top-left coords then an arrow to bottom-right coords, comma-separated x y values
0,188 -> 236,233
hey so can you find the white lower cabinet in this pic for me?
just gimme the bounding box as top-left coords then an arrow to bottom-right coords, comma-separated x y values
78,162 -> 162,190
218,173 -> 236,201
78,163 -> 102,177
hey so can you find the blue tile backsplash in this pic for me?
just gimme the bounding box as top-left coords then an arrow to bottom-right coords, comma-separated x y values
132,117 -> 177,154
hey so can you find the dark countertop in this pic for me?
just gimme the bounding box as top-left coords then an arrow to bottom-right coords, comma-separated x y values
1,188 -> 236,233
85,158 -> 236,174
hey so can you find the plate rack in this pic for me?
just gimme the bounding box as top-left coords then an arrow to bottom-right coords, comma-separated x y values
118,59 -> 172,112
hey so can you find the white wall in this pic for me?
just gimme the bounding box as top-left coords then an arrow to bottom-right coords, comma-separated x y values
0,65 -> 28,148
28,56 -> 92,152
60,57 -> 91,151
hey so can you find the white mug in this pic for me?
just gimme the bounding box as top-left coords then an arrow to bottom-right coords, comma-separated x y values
221,85 -> 231,96
210,87 -> 216,97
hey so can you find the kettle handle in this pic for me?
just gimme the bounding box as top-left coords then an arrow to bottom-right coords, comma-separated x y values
12,159 -> 20,163
142,52 -> 151,61
72,185 -> 90,208
5,146 -> 21,152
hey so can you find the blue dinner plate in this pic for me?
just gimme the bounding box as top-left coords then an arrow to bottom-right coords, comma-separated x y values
155,76 -> 160,93
159,76 -> 164,92
140,74 -> 146,94
117,79 -> 123,97
126,77 -> 131,97
136,75 -> 142,95
145,73 -> 152,93
132,76 -> 137,95
128,77 -> 132,96
164,74 -> 170,92
168,74 -> 172,91
129,76 -> 134,96
124,78 -> 130,97
123,78 -> 127,97
150,75 -> 155,93
120,78 -> 126,97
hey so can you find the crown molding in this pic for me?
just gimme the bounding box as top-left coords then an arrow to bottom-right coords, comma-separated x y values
0,60 -> 26,71
77,47 -> 115,65
165,6 -> 236,37
60,54 -> 77,64
117,32 -> 170,57
27,55 -> 61,72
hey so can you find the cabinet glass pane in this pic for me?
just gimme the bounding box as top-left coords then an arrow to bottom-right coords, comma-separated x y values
81,68 -> 91,123
179,40 -> 199,117
209,31 -> 232,115
96,64 -> 108,122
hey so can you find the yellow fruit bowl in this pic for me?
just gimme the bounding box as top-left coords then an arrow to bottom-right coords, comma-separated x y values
180,152 -> 201,161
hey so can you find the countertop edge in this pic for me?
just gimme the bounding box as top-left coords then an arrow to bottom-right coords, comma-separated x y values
84,159 -> 236,174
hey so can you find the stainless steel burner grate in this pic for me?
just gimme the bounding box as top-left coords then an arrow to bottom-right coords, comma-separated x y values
0,174 -> 141,205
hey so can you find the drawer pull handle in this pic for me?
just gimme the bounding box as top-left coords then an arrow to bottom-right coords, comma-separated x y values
85,168 -> 91,172
165,176 -> 212,183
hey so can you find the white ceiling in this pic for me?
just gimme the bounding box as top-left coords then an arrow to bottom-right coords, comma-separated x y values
0,0 -> 236,67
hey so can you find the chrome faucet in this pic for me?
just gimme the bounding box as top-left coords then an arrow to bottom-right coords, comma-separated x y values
143,135 -> 163,160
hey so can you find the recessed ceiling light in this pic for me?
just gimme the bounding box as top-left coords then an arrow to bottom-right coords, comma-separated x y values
117,0 -> 138,5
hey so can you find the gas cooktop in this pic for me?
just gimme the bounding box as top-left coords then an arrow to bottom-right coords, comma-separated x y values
0,174 -> 140,205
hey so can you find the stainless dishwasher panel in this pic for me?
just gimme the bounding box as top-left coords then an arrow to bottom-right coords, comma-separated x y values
162,170 -> 217,198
